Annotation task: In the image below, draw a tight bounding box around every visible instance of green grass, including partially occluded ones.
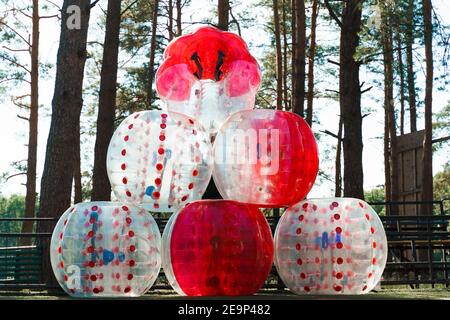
[0,287,449,300]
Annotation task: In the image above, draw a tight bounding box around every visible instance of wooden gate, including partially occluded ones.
[396,130,425,216]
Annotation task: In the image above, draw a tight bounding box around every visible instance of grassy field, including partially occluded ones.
[0,287,449,300]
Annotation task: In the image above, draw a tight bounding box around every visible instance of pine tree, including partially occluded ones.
[38,0,93,284]
[324,0,365,199]
[91,0,122,201]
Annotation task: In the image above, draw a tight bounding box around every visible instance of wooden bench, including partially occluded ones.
[0,246,42,284]
[380,215,450,287]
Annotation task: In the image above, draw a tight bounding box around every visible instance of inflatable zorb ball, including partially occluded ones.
[213,109,319,207]
[162,200,274,296]
[156,26,261,135]
[274,198,387,295]
[107,110,213,212]
[50,202,161,297]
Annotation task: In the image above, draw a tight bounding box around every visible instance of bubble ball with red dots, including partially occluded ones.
[107,110,213,212]
[50,202,161,298]
[274,198,387,295]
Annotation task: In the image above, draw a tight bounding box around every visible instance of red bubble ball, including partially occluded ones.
[213,110,319,207]
[162,200,274,296]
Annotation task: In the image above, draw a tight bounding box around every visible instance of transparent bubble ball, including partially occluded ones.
[274,198,387,295]
[107,110,213,212]
[50,202,161,297]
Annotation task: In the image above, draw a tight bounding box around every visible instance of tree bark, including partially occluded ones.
[335,116,343,197]
[421,0,433,215]
[74,121,82,203]
[168,0,174,40]
[396,29,406,136]
[38,0,92,285]
[290,0,296,112]
[406,0,417,133]
[306,0,319,127]
[273,0,283,110]
[292,0,306,117]
[218,0,229,31]
[384,96,391,213]
[176,0,182,36]
[147,0,159,107]
[381,2,399,214]
[21,0,40,246]
[91,0,122,201]
[339,0,364,199]
[281,0,289,111]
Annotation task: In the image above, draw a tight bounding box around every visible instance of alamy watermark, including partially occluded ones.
[66,5,81,30]
[214,128,280,175]
[65,265,81,290]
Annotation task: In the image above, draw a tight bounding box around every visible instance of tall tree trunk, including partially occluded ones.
[396,30,406,136]
[384,96,391,214]
[21,0,40,246]
[306,0,319,127]
[335,116,343,197]
[281,0,289,111]
[218,0,229,31]
[74,121,82,203]
[168,0,174,40]
[176,0,182,36]
[421,0,433,215]
[406,0,417,133]
[381,3,399,214]
[147,0,159,107]
[273,0,283,110]
[38,0,92,285]
[91,0,122,201]
[291,0,296,113]
[339,0,364,199]
[292,0,306,117]
[273,0,283,216]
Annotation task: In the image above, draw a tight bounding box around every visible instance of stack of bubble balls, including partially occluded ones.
[51,25,387,298]
[156,26,277,296]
